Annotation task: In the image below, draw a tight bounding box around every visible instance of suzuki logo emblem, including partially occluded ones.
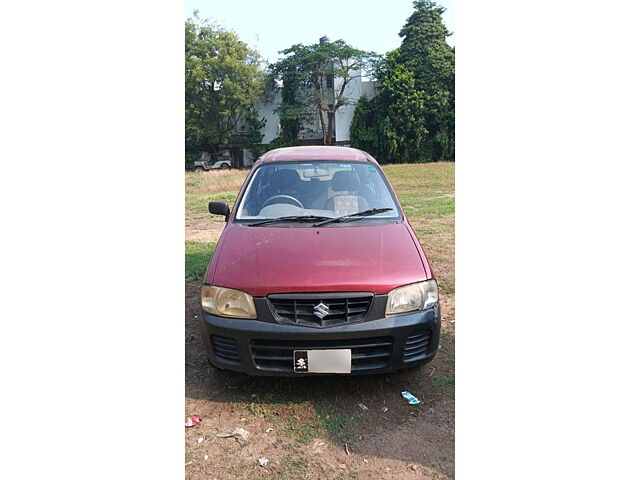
[313,302,330,319]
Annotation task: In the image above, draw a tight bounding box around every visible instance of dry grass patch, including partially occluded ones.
[383,162,454,192]
[186,169,248,195]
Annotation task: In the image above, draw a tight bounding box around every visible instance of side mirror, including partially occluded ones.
[209,201,230,221]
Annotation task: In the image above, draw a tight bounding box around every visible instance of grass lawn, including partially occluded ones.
[185,241,217,278]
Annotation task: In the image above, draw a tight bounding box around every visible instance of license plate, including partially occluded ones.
[293,349,351,373]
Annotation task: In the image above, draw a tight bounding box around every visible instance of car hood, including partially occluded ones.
[207,222,429,296]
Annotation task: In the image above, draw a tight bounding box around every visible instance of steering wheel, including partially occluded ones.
[261,195,304,209]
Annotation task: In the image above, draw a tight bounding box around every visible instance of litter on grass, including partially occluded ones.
[381,407,388,413]
[197,437,204,444]
[358,403,368,410]
[216,428,249,444]
[258,458,269,467]
[265,428,274,433]
[401,391,421,405]
[185,416,202,427]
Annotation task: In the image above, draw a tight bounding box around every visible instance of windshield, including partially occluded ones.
[235,161,401,224]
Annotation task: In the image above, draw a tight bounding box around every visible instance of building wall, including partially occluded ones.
[255,91,281,144]
[360,80,379,100]
[334,72,364,143]
[251,67,378,146]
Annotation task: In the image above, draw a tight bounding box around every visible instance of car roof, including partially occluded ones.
[256,146,378,165]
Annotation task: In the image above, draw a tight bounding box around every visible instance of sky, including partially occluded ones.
[185,0,455,66]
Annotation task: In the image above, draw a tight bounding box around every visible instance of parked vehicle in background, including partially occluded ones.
[199,146,440,376]
[193,158,232,171]
[193,159,213,171]
[211,159,231,170]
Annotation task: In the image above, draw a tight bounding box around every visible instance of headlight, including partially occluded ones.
[385,280,438,316]
[201,285,257,319]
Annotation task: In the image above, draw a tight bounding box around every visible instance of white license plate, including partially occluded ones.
[293,349,351,373]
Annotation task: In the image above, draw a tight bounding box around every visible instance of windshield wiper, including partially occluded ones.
[313,208,393,227]
[246,215,332,227]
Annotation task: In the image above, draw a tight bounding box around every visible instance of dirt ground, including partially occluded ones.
[185,211,226,242]
[185,290,455,480]
[185,166,454,479]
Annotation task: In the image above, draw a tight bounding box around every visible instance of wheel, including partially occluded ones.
[220,163,230,169]
[261,195,304,209]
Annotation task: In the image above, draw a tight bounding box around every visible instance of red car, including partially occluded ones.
[200,146,440,375]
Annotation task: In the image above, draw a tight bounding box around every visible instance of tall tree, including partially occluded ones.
[270,40,378,145]
[351,0,454,162]
[185,13,263,157]
[397,0,455,161]
[382,58,431,161]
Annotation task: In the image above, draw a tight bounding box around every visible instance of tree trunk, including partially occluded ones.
[318,110,326,144]
[324,112,335,145]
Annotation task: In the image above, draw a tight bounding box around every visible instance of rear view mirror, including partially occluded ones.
[209,201,230,221]
[302,167,330,178]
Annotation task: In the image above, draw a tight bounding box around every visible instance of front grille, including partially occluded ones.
[267,292,373,328]
[250,336,393,373]
[211,335,241,365]
[403,332,431,363]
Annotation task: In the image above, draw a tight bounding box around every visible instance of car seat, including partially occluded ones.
[324,170,369,215]
[270,169,301,196]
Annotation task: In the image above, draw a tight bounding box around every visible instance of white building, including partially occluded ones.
[256,74,378,146]
[226,37,379,164]
[254,90,282,146]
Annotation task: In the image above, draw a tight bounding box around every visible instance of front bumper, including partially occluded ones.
[199,299,440,376]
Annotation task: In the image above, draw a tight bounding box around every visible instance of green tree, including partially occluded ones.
[397,0,455,161]
[351,0,454,162]
[266,52,310,149]
[350,96,381,157]
[185,13,264,157]
[237,107,267,160]
[270,40,378,145]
